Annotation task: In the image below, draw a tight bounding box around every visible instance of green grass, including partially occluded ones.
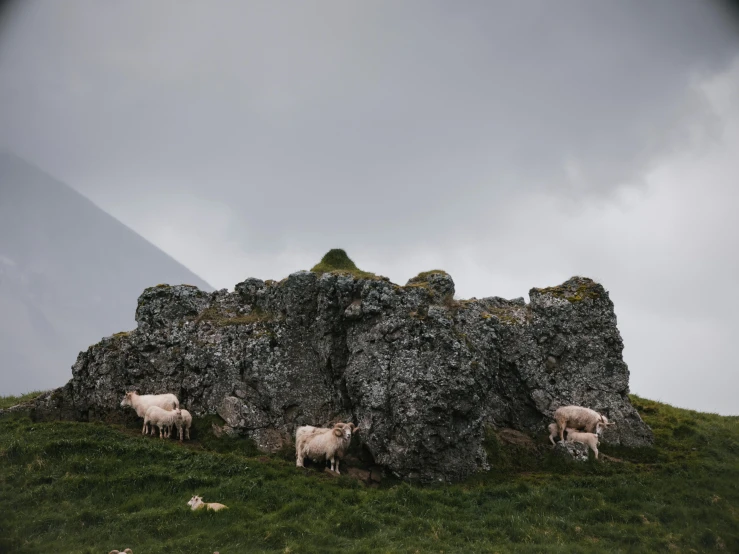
[0,391,46,410]
[310,249,382,280]
[0,395,737,553]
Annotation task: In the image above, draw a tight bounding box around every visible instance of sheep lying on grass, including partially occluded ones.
[120,391,179,434]
[554,405,615,443]
[143,406,182,439]
[175,408,192,441]
[295,422,360,474]
[187,495,228,512]
[565,427,600,459]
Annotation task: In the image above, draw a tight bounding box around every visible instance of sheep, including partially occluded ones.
[548,422,559,446]
[187,495,228,512]
[120,391,180,434]
[108,550,132,554]
[295,422,360,474]
[143,406,182,439]
[565,427,600,459]
[553,405,615,443]
[175,408,192,441]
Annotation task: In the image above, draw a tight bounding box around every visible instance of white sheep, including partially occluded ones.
[144,406,182,439]
[295,422,360,474]
[108,550,132,554]
[553,405,615,443]
[175,408,192,441]
[120,391,180,435]
[548,422,559,445]
[187,495,228,512]
[565,427,600,459]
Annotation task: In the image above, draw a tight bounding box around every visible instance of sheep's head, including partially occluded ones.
[596,416,616,435]
[120,392,134,408]
[187,495,203,510]
[332,422,357,440]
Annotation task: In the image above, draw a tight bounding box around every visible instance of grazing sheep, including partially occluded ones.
[565,427,600,459]
[120,391,180,434]
[144,406,181,439]
[187,495,227,512]
[295,422,360,474]
[175,408,192,441]
[553,405,615,443]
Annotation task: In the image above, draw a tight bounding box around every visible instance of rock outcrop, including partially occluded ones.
[34,259,653,482]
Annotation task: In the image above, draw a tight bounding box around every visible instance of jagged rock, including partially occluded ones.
[554,440,591,462]
[33,269,652,483]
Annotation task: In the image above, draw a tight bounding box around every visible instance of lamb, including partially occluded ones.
[548,422,559,445]
[175,408,192,441]
[553,405,615,443]
[187,495,228,512]
[295,422,360,474]
[565,427,600,459]
[143,406,182,439]
[120,391,180,434]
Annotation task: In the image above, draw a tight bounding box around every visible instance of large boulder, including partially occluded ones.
[34,268,652,482]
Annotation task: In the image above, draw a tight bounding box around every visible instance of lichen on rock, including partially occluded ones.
[34,251,653,482]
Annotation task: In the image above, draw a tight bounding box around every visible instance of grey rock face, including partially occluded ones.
[553,440,591,462]
[34,273,652,482]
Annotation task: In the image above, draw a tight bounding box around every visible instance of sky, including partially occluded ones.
[0,0,738,415]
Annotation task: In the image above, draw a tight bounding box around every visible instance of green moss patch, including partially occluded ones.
[534,277,603,303]
[310,249,382,280]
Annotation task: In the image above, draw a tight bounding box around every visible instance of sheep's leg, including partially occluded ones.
[593,445,599,460]
[186,427,190,440]
[296,454,304,468]
[142,419,148,435]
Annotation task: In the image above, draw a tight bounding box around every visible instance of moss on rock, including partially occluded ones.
[533,277,603,303]
[310,249,382,280]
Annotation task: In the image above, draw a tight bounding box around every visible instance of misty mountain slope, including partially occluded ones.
[0,152,212,394]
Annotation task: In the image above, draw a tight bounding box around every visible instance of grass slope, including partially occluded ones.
[0,396,737,553]
[0,391,45,410]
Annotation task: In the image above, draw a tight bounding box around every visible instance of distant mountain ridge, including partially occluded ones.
[0,152,212,394]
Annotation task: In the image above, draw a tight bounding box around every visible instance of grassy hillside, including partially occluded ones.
[0,395,737,553]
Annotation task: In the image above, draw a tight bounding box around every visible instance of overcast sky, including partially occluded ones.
[1,1,738,415]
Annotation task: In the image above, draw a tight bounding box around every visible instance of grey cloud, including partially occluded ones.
[1,1,738,412]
